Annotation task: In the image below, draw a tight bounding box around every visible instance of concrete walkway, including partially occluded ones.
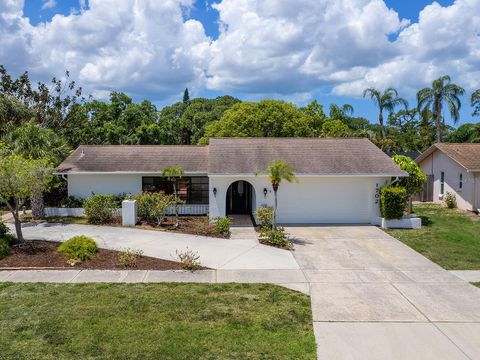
[6,222,298,270]
[450,270,480,283]
[286,225,480,360]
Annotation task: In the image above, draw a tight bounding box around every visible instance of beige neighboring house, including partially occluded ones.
[416,143,480,212]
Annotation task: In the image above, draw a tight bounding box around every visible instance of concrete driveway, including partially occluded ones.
[286,225,480,360]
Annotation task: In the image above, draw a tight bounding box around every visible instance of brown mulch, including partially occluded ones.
[0,241,184,270]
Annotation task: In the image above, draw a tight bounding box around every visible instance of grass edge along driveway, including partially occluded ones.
[0,282,316,360]
[387,204,480,270]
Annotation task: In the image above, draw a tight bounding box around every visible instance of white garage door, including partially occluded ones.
[275,177,373,224]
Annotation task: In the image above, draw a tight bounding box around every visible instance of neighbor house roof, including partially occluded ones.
[56,145,209,174]
[56,138,406,176]
[207,138,406,175]
[416,143,480,171]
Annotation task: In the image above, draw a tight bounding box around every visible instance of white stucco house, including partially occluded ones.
[416,143,480,212]
[56,138,406,224]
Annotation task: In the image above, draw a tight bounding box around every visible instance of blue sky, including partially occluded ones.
[11,0,479,125]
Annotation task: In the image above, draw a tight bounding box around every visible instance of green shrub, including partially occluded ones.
[255,206,274,229]
[212,217,232,236]
[0,221,8,237]
[444,192,457,209]
[380,187,407,220]
[83,194,117,224]
[0,238,10,260]
[260,228,292,249]
[58,236,97,261]
[59,196,84,208]
[2,234,18,246]
[117,248,144,268]
[131,192,175,225]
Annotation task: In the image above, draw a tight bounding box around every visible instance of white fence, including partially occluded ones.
[45,204,208,218]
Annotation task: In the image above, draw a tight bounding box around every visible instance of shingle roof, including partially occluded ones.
[416,143,480,171]
[207,138,406,175]
[56,138,405,176]
[56,145,209,173]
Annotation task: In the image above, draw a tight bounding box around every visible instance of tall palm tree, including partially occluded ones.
[472,89,480,118]
[363,88,408,139]
[417,75,465,143]
[329,103,354,121]
[162,166,184,228]
[264,160,296,229]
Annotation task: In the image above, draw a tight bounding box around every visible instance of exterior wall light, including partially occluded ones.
[263,188,268,198]
[213,188,217,197]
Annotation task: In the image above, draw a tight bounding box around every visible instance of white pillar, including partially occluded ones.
[122,200,137,227]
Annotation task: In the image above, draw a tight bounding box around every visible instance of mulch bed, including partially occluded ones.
[0,241,184,270]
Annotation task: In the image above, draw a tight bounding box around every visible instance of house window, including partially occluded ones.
[459,173,463,190]
[440,172,445,195]
[142,176,209,204]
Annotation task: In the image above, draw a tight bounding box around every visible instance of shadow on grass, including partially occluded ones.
[419,215,432,226]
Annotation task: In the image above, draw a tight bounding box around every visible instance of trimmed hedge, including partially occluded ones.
[380,187,407,220]
[58,236,98,261]
[83,194,117,224]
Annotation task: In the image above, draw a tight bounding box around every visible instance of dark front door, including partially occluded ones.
[227,181,252,215]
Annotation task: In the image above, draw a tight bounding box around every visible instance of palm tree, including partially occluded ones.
[363,88,408,139]
[417,75,465,143]
[264,160,296,229]
[162,166,184,228]
[329,104,354,121]
[472,89,480,118]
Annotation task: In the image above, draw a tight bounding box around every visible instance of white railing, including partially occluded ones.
[45,204,208,218]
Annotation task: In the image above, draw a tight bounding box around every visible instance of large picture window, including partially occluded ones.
[142,176,209,204]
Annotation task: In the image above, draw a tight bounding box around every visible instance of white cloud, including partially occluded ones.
[41,0,56,10]
[0,0,478,102]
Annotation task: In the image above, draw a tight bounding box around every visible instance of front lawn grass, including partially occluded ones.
[473,282,480,288]
[387,204,480,270]
[0,282,316,359]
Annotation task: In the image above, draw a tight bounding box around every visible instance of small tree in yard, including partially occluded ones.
[0,154,53,243]
[262,160,296,229]
[392,155,427,213]
[162,166,184,228]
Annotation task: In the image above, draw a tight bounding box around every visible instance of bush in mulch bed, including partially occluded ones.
[137,216,229,239]
[0,241,185,270]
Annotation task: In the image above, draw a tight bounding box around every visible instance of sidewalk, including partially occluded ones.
[0,269,309,294]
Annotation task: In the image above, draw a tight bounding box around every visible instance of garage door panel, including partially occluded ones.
[276,179,371,224]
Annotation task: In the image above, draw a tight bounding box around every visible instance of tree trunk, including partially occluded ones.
[408,196,413,214]
[435,100,442,143]
[273,187,278,230]
[31,189,45,220]
[379,112,386,139]
[12,208,24,243]
[173,180,179,228]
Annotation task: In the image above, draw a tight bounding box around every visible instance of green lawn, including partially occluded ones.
[473,283,480,288]
[387,204,480,270]
[0,282,316,359]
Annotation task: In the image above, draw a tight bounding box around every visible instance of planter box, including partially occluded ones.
[375,216,422,229]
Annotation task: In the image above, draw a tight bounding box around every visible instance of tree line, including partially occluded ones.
[1,65,480,166]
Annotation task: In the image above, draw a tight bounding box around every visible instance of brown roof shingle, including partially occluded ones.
[416,143,480,170]
[207,138,405,175]
[56,138,405,176]
[57,145,209,173]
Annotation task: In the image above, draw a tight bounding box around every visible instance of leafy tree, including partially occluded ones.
[162,166,185,228]
[301,100,328,135]
[387,108,436,151]
[329,103,354,121]
[392,155,427,213]
[472,89,480,118]
[446,123,480,143]
[0,155,53,242]
[321,120,351,138]
[363,87,408,139]
[417,75,465,143]
[201,100,317,143]
[262,160,296,229]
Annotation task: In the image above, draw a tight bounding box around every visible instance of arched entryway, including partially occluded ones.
[226,180,255,215]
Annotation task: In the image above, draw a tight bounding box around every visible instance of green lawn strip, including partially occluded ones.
[387,204,480,270]
[472,282,480,288]
[0,282,316,360]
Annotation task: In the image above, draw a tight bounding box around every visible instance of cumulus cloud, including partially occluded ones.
[0,0,211,99]
[41,0,56,10]
[0,0,478,101]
